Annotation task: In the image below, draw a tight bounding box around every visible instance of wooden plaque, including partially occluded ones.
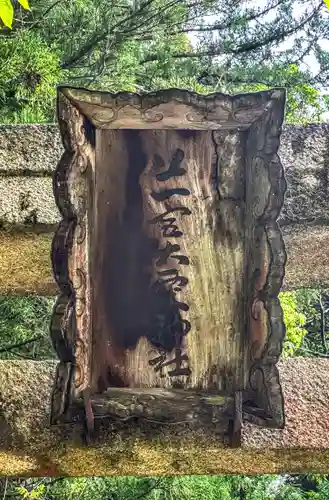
[50,87,287,443]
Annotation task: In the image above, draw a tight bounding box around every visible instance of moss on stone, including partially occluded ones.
[0,232,57,295]
[1,361,329,476]
[1,445,329,476]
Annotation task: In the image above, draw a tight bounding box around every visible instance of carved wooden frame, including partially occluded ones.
[50,86,287,432]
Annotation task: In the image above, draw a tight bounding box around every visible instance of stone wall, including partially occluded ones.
[280,124,329,225]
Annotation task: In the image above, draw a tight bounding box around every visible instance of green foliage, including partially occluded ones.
[198,62,328,124]
[279,289,329,358]
[0,475,319,500]
[3,475,329,500]
[16,484,45,500]
[293,289,329,356]
[0,296,55,360]
[279,291,307,357]
[285,474,329,499]
[0,30,62,123]
[1,0,329,124]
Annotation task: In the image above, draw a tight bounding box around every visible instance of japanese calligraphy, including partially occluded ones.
[148,148,192,378]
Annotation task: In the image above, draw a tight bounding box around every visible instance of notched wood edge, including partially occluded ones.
[50,89,93,426]
[243,89,287,429]
[59,85,286,130]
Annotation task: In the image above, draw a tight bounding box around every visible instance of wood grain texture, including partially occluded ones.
[91,129,246,397]
[48,87,287,439]
[50,91,95,425]
[243,92,287,429]
[71,388,235,436]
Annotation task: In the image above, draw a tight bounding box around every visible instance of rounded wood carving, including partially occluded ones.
[50,87,287,432]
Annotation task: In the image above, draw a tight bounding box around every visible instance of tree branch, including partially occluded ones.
[60,0,158,69]
[169,0,287,34]
[0,335,43,354]
[25,0,63,31]
[140,2,323,64]
[197,73,279,87]
[296,347,329,358]
[120,0,287,43]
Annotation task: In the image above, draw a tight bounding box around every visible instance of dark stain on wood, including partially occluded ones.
[91,128,248,395]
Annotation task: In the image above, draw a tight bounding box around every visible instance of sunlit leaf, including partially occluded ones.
[18,0,30,10]
[279,291,308,357]
[15,487,29,499]
[324,0,329,9]
[0,0,14,28]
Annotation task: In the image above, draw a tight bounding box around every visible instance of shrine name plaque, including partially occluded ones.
[50,87,287,444]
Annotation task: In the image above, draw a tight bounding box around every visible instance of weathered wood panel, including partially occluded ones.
[0,89,288,440]
[92,129,246,396]
[48,87,287,440]
[243,102,287,427]
[50,93,95,423]
[61,86,277,130]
